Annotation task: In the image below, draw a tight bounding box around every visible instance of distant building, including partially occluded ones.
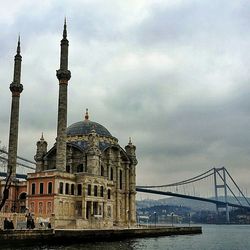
[1,21,138,229]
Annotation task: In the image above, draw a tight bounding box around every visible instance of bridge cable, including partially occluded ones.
[224,168,250,207]
[215,169,243,207]
[0,149,36,165]
[0,156,35,170]
[137,168,214,188]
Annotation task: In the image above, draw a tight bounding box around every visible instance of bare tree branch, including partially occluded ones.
[0,141,13,211]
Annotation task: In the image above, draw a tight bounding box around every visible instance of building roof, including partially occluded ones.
[66,120,113,137]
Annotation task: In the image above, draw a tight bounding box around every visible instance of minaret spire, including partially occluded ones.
[85,108,89,120]
[40,132,44,141]
[7,36,23,180]
[56,20,71,172]
[63,17,67,39]
[17,35,20,55]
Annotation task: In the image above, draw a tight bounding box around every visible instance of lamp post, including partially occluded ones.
[171,212,174,227]
[126,210,130,228]
[136,212,140,227]
[154,211,157,228]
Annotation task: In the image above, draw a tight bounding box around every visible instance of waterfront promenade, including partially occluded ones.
[0,226,202,247]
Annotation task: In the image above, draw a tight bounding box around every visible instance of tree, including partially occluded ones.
[0,141,12,211]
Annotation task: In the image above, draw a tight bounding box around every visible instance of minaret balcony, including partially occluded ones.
[9,82,23,93]
[56,69,71,81]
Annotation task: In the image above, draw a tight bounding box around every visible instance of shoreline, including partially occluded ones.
[0,226,202,247]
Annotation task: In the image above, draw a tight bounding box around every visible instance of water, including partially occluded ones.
[4,225,250,250]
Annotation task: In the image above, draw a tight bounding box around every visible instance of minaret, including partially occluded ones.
[7,36,23,180]
[56,19,71,171]
[34,133,48,172]
[125,138,138,225]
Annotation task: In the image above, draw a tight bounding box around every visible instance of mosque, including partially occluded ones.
[1,21,138,229]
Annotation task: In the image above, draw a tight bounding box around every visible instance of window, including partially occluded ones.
[77,164,83,172]
[85,155,88,172]
[119,170,123,190]
[100,186,104,197]
[94,185,98,196]
[19,193,26,200]
[101,165,104,176]
[66,165,70,173]
[107,206,111,217]
[38,202,43,214]
[40,183,44,194]
[87,184,91,196]
[47,202,52,214]
[59,201,63,216]
[31,183,36,195]
[65,183,69,194]
[93,202,98,215]
[110,168,113,181]
[108,189,111,199]
[71,184,75,195]
[48,182,52,194]
[77,184,82,196]
[30,202,35,213]
[59,182,64,194]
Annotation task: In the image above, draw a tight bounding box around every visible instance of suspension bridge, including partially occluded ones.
[1,149,250,223]
[136,167,250,223]
[0,149,35,179]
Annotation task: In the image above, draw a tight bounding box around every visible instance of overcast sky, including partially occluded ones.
[1,0,250,197]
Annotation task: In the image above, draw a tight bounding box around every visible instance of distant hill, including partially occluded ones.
[136,196,250,211]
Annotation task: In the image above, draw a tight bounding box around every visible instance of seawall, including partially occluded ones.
[0,226,202,247]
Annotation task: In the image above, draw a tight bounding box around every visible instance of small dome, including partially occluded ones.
[67,120,112,137]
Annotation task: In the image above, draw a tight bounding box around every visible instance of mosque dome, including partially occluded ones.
[66,109,113,137]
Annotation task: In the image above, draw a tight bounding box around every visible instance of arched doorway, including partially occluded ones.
[19,192,27,213]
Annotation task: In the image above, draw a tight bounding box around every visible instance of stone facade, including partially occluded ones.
[25,22,138,229]
[28,115,137,229]
[2,22,137,229]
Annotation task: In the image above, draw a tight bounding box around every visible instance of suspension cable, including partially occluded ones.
[137,168,214,188]
[0,149,36,165]
[224,168,250,206]
[0,156,35,170]
[215,169,243,207]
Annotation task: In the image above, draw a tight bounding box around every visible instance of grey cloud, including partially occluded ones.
[1,1,250,194]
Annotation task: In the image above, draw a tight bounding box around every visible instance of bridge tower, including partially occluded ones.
[214,167,230,223]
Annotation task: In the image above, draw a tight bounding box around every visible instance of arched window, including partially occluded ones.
[108,189,111,199]
[48,182,53,194]
[101,165,104,176]
[119,170,122,190]
[19,192,26,200]
[77,184,82,196]
[66,165,71,173]
[94,185,98,196]
[71,184,75,195]
[39,202,43,214]
[77,164,83,172]
[40,183,44,194]
[100,186,104,197]
[31,183,36,195]
[110,168,113,181]
[59,182,64,194]
[65,183,69,194]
